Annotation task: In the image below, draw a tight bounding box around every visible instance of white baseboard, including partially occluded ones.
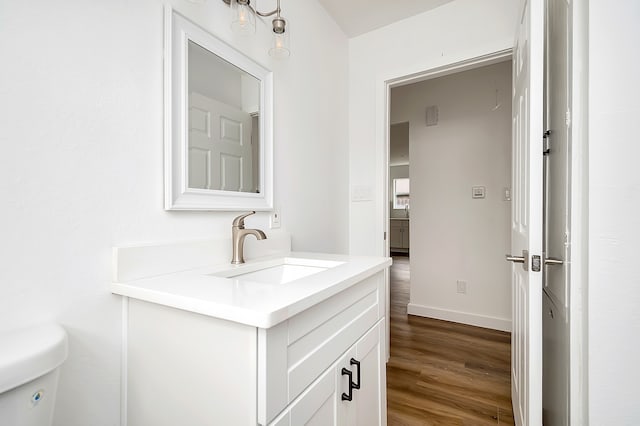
[407,303,512,332]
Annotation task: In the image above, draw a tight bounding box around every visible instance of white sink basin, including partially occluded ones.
[211,257,344,285]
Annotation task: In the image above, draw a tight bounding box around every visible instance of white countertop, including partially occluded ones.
[111,252,391,329]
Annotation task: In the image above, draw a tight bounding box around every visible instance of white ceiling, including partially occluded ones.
[317,0,456,37]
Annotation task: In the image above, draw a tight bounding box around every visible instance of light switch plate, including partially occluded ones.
[503,187,512,201]
[351,185,373,202]
[472,186,486,199]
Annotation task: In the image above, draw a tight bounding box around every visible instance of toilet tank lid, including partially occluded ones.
[0,323,68,393]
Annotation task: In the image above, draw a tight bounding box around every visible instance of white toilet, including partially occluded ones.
[0,324,68,426]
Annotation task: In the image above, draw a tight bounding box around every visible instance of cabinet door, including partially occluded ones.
[389,223,403,248]
[403,223,410,249]
[338,320,386,425]
[355,319,386,425]
[272,360,340,426]
[272,320,386,426]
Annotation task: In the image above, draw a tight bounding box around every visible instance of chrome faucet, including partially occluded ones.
[231,211,267,264]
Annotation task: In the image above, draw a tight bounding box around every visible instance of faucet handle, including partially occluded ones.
[232,211,256,228]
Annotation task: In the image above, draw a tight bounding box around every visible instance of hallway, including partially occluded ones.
[387,257,514,425]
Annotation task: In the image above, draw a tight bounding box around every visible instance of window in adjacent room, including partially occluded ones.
[393,178,410,209]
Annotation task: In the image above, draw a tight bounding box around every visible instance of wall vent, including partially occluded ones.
[426,105,438,126]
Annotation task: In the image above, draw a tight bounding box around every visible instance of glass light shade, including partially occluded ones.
[231,0,256,35]
[269,22,290,59]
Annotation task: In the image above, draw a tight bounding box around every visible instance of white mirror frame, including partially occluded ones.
[164,7,273,211]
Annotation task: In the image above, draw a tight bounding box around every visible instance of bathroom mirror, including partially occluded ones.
[165,8,273,210]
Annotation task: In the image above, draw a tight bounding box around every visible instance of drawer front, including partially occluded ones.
[258,271,385,425]
[288,289,379,399]
[390,221,405,230]
[287,272,383,401]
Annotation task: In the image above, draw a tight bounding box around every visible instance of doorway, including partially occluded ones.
[386,57,513,332]
[384,54,515,424]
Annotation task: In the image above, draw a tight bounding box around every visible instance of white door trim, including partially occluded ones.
[568,1,589,424]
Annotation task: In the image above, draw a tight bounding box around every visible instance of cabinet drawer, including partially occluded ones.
[390,221,404,231]
[258,271,385,425]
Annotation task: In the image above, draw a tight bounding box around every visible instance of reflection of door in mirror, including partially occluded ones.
[251,114,260,193]
[189,93,253,191]
[187,40,260,193]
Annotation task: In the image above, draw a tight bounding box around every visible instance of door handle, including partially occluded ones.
[341,368,353,401]
[506,255,525,263]
[350,358,361,390]
[544,258,564,266]
[505,249,529,271]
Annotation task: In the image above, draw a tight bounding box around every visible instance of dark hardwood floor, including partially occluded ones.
[387,256,514,425]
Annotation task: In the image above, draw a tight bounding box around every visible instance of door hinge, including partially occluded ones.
[383,231,387,241]
[543,130,551,155]
[565,108,572,128]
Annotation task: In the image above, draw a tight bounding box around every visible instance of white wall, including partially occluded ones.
[0,0,348,424]
[189,41,244,108]
[587,1,640,423]
[391,61,512,330]
[348,0,518,257]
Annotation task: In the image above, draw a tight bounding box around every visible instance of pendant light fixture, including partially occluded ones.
[222,0,290,59]
[230,0,256,35]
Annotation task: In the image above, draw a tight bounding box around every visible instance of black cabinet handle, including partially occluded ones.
[341,368,353,401]
[350,358,361,390]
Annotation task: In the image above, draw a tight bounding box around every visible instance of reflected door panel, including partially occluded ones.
[189,92,253,192]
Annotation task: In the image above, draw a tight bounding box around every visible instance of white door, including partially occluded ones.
[509,0,544,424]
[188,92,253,192]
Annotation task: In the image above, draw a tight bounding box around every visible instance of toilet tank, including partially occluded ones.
[0,324,68,426]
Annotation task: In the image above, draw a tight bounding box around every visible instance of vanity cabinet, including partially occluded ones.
[124,271,386,426]
[269,320,385,426]
[390,219,410,252]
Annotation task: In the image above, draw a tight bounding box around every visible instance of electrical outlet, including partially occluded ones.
[456,280,467,294]
[270,210,281,229]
